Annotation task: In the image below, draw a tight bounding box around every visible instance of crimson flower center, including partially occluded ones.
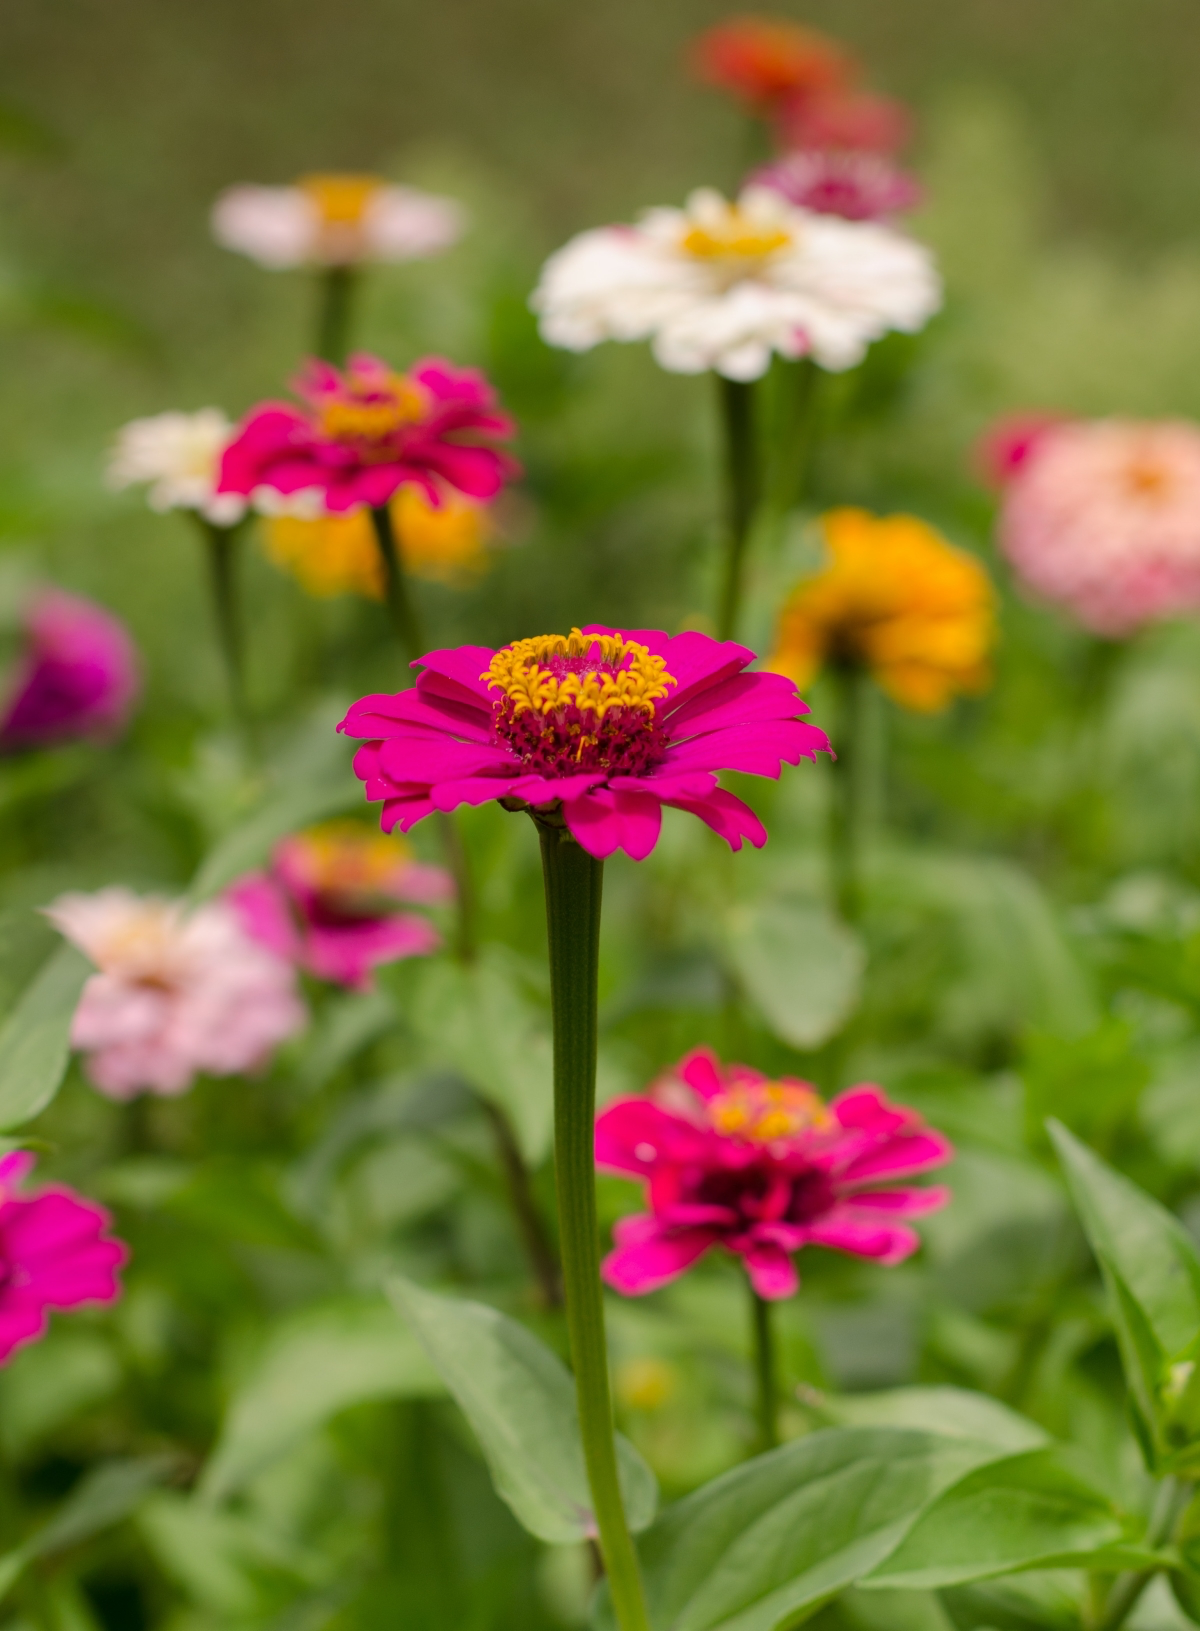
[483,629,677,778]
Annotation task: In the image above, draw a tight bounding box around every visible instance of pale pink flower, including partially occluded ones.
[998,418,1200,637]
[43,888,306,1100]
[0,1152,127,1363]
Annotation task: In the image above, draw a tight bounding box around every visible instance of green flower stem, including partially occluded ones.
[480,1097,562,1309]
[766,357,819,519]
[750,1286,779,1453]
[828,662,871,925]
[316,264,358,365]
[369,503,427,666]
[716,375,760,643]
[197,518,256,757]
[1092,1475,1191,1631]
[536,816,650,1631]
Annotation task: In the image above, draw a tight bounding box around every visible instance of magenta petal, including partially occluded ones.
[840,1131,955,1185]
[380,792,438,833]
[428,773,525,811]
[602,1220,717,1296]
[665,719,831,777]
[667,670,811,735]
[305,914,440,989]
[843,1185,951,1217]
[803,1212,922,1264]
[0,1297,48,1362]
[415,647,497,706]
[677,1047,726,1102]
[595,1098,705,1175]
[664,788,767,851]
[740,1241,799,1300]
[226,874,302,965]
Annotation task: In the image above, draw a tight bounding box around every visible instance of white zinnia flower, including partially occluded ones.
[211,173,465,270]
[107,409,245,525]
[531,186,941,382]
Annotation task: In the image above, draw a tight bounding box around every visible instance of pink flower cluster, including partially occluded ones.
[990,415,1200,637]
[0,589,139,753]
[217,353,518,515]
[0,1153,126,1364]
[597,1048,951,1300]
[45,888,306,1099]
[229,820,452,991]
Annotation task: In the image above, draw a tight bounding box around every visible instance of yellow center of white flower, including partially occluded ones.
[681,207,793,264]
[709,1080,831,1144]
[298,173,381,226]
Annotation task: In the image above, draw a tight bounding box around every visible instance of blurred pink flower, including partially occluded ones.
[228,819,450,991]
[43,888,306,1100]
[750,149,921,222]
[339,625,829,862]
[974,411,1066,487]
[596,1047,951,1299]
[775,87,912,155]
[216,353,519,515]
[0,590,139,752]
[998,418,1200,637]
[0,1151,127,1364]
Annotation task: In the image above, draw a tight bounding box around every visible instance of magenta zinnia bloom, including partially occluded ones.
[216,352,519,515]
[0,589,139,752]
[596,1048,951,1300]
[0,1152,127,1363]
[228,819,451,991]
[750,149,921,223]
[339,626,830,862]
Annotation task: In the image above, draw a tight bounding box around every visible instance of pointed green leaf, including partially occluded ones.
[808,1386,1048,1453]
[726,898,864,1049]
[0,943,91,1129]
[390,1277,657,1544]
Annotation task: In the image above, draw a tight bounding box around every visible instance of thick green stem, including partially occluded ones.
[316,264,357,365]
[1092,1475,1189,1631]
[716,376,760,643]
[369,503,426,666]
[767,357,819,518]
[480,1096,562,1309]
[198,518,256,756]
[536,817,650,1631]
[828,663,871,924]
[750,1287,779,1452]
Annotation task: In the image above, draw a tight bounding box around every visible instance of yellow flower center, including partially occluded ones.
[298,173,381,226]
[318,374,428,445]
[483,629,675,721]
[681,205,792,264]
[709,1080,832,1144]
[289,820,411,896]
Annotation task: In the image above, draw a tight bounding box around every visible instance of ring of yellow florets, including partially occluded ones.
[483,629,677,778]
[318,373,428,453]
[709,1080,833,1146]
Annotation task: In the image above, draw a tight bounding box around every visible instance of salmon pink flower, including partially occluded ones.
[998,418,1200,637]
[0,1152,127,1363]
[689,17,852,113]
[750,149,921,223]
[44,888,306,1100]
[217,353,518,516]
[228,819,451,991]
[339,626,829,861]
[0,589,139,753]
[597,1048,951,1299]
[211,173,464,270]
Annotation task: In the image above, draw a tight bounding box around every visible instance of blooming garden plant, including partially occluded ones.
[8,11,1200,1631]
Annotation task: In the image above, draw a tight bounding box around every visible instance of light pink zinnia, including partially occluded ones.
[0,589,139,752]
[43,888,307,1100]
[216,353,519,515]
[750,149,921,223]
[998,418,1200,637]
[228,819,450,991]
[338,626,830,862]
[0,1151,127,1363]
[596,1048,952,1300]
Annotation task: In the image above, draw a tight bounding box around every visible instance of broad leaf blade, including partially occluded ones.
[391,1278,657,1544]
[0,943,91,1129]
[862,1449,1134,1589]
[809,1386,1048,1452]
[200,1300,442,1503]
[725,899,864,1050]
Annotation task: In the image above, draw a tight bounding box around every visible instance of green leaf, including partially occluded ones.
[594,1427,1008,1631]
[807,1386,1048,1453]
[725,898,864,1049]
[187,779,359,903]
[199,1299,442,1503]
[139,1491,317,1619]
[862,1449,1135,1590]
[0,943,91,1130]
[409,953,553,1163]
[390,1277,657,1545]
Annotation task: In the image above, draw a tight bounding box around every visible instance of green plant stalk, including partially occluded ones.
[828,662,871,924]
[537,817,650,1631]
[316,264,357,365]
[1092,1475,1191,1631]
[767,356,819,518]
[750,1286,779,1452]
[480,1097,562,1309]
[716,375,760,643]
[197,518,256,756]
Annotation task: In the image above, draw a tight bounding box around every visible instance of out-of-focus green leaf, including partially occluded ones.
[1022,1022,1149,1150]
[806,1386,1048,1453]
[593,1427,1008,1631]
[861,1449,1140,1589]
[296,987,396,1093]
[0,1331,122,1458]
[391,1277,657,1544]
[200,1299,442,1503]
[166,1159,322,1252]
[725,898,864,1049]
[139,1491,318,1619]
[409,952,553,1162]
[187,779,359,903]
[0,943,91,1130]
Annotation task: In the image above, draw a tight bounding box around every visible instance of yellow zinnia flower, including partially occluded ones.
[768,507,995,712]
[262,487,492,600]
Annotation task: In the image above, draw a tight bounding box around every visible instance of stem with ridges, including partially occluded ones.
[716,375,759,643]
[316,264,357,365]
[536,816,650,1631]
[750,1286,779,1452]
[828,662,870,924]
[197,518,256,758]
[767,356,819,518]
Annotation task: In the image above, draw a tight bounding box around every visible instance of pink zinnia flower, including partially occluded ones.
[338,626,830,862]
[0,1151,127,1364]
[750,149,921,223]
[998,418,1200,637]
[597,1048,952,1300]
[0,589,139,752]
[216,353,519,516]
[44,888,307,1100]
[228,819,451,991]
